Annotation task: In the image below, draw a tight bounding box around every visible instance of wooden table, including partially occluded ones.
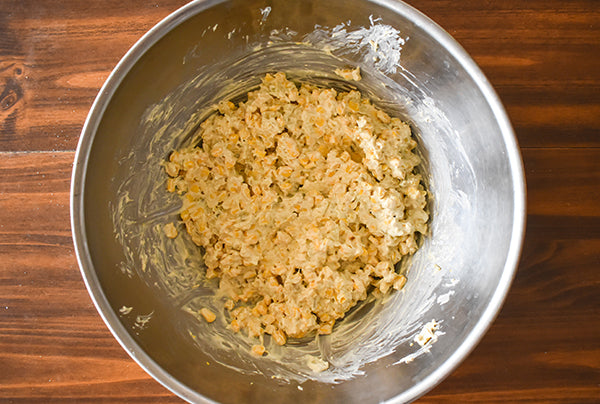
[1,1,598,402]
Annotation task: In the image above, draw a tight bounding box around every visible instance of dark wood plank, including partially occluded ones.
[524,147,600,218]
[414,0,600,148]
[424,239,600,403]
[0,152,178,403]
[1,0,599,151]
[0,0,188,152]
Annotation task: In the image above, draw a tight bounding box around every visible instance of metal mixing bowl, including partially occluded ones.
[71,0,526,402]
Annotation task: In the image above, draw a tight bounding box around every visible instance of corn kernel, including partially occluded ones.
[166,178,176,193]
[278,166,293,177]
[393,275,407,291]
[200,308,216,323]
[272,329,287,345]
[251,344,266,356]
[163,222,178,239]
[165,162,179,177]
[318,322,333,335]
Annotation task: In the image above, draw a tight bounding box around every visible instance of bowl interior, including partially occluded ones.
[73,0,524,402]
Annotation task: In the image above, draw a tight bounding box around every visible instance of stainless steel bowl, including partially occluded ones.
[71,0,526,402]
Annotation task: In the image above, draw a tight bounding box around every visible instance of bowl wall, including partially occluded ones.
[71,0,525,402]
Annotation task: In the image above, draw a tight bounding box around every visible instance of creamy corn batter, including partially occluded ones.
[165,72,428,349]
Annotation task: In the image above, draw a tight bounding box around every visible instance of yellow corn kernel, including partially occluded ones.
[272,329,287,346]
[230,319,240,332]
[318,322,333,335]
[393,275,407,291]
[407,186,420,199]
[252,302,267,317]
[166,178,176,193]
[251,344,266,356]
[165,162,179,177]
[163,222,178,239]
[199,167,210,178]
[190,184,200,193]
[200,308,216,323]
[278,166,293,177]
[246,232,259,244]
[184,160,195,169]
[348,100,359,111]
[211,146,223,158]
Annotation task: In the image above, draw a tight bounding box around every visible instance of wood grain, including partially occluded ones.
[416,0,600,149]
[0,0,188,152]
[1,0,599,403]
[1,0,599,152]
[0,152,179,402]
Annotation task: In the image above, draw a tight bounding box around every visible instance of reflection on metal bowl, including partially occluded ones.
[71,0,526,402]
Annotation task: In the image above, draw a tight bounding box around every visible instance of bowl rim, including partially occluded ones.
[70,0,527,403]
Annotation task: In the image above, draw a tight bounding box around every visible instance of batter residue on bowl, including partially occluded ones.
[164,72,428,353]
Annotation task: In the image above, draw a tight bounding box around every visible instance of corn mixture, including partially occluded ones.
[165,72,428,348]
